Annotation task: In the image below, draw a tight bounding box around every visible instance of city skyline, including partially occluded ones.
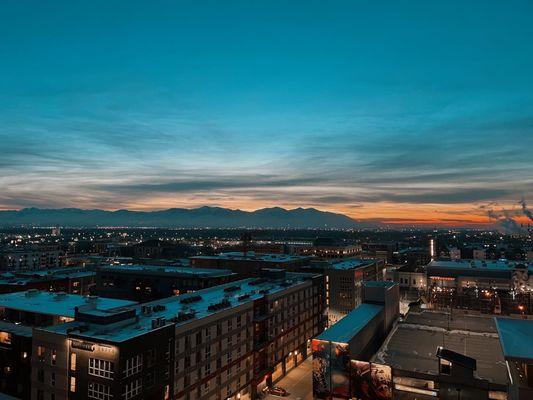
[1,1,533,227]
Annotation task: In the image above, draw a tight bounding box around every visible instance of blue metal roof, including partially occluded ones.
[495,318,533,362]
[317,303,383,343]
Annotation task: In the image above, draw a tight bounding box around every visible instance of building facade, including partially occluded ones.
[96,264,237,301]
[29,271,327,400]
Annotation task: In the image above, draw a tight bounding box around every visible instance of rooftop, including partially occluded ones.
[428,259,532,272]
[98,264,235,277]
[42,272,320,342]
[192,252,310,262]
[317,303,383,343]
[372,310,508,385]
[0,320,33,337]
[495,317,533,362]
[0,267,95,286]
[0,291,137,318]
[329,258,377,270]
[363,281,397,288]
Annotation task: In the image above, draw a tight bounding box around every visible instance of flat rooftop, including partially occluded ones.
[495,317,533,362]
[428,259,532,272]
[0,320,33,337]
[0,268,95,286]
[372,310,508,385]
[98,264,235,277]
[364,281,397,288]
[0,291,137,318]
[42,272,320,342]
[192,252,310,262]
[329,258,377,270]
[317,303,383,343]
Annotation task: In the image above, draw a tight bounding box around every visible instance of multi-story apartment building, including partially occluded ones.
[96,264,237,301]
[0,245,64,271]
[292,237,361,260]
[0,267,95,295]
[189,252,312,276]
[0,291,137,400]
[308,258,385,325]
[29,270,326,400]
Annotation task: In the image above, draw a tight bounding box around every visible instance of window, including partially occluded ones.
[146,348,156,367]
[0,331,12,345]
[123,378,142,400]
[144,371,155,388]
[70,377,76,392]
[440,359,452,375]
[36,390,44,400]
[37,346,45,361]
[37,369,44,383]
[88,382,112,400]
[51,372,56,386]
[124,355,142,377]
[70,353,77,371]
[51,350,57,365]
[89,358,114,379]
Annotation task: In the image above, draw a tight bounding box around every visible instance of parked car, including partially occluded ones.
[264,386,289,397]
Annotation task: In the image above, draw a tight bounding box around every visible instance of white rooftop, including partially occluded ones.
[0,291,137,318]
[44,272,318,342]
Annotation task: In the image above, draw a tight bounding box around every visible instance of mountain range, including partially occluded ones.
[0,206,366,229]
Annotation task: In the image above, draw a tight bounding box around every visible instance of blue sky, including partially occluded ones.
[1,1,532,225]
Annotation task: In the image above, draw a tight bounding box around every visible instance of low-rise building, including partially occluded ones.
[389,264,427,291]
[427,259,533,313]
[313,293,510,400]
[495,318,533,400]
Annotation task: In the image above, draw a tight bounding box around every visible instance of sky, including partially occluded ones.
[1,0,533,227]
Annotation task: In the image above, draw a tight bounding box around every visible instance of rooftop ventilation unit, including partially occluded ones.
[174,310,197,322]
[141,305,153,315]
[151,317,166,329]
[180,295,202,304]
[237,293,251,301]
[223,285,240,293]
[207,298,231,311]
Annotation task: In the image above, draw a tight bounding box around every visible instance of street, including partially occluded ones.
[264,357,313,400]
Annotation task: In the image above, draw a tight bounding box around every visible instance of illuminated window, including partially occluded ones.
[0,331,12,345]
[37,346,45,361]
[70,353,77,371]
[51,350,57,365]
[70,376,76,392]
[439,359,452,375]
